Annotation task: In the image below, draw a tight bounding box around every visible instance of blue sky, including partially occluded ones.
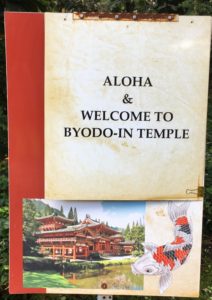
[40,199,146,229]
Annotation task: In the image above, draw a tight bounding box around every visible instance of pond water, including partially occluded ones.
[65,264,143,290]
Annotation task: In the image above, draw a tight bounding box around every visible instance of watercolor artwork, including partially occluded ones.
[132,202,192,293]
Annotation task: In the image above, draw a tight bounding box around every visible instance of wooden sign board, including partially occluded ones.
[5,12,210,297]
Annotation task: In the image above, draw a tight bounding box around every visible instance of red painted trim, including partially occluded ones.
[5,12,45,294]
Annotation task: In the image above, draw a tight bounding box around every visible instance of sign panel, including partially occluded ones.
[5,12,210,296]
[45,14,211,200]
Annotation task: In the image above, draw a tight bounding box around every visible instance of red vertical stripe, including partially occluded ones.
[5,12,45,294]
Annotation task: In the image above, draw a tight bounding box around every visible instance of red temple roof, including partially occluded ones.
[81,215,100,225]
[35,219,120,236]
[35,214,74,224]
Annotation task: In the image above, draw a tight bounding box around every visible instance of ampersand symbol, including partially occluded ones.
[122,94,133,104]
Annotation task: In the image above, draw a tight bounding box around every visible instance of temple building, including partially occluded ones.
[35,214,135,260]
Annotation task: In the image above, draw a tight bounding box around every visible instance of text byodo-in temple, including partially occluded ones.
[35,214,135,260]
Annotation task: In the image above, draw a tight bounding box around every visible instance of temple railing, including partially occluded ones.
[36,237,76,243]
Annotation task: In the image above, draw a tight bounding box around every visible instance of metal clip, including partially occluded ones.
[186,186,204,198]
[73,12,179,22]
[97,296,113,300]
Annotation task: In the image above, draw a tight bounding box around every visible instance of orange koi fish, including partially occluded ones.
[131,202,192,293]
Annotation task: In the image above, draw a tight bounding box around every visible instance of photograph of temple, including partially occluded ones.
[23,199,145,290]
[35,214,135,260]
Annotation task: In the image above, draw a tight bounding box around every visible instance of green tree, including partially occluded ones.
[180,0,212,15]
[44,204,50,216]
[50,206,54,214]
[23,200,39,256]
[125,221,145,251]
[130,224,145,251]
[124,223,131,240]
[68,206,74,219]
[74,207,78,224]
[60,204,65,217]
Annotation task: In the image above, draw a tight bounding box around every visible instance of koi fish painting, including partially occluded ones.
[131,202,192,294]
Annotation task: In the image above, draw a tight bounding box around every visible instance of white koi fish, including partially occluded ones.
[131,202,192,293]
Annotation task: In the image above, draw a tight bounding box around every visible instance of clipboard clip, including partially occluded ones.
[73,12,178,22]
[186,186,204,198]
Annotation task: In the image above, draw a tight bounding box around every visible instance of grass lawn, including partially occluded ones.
[23,271,76,288]
[67,257,137,270]
[100,257,137,266]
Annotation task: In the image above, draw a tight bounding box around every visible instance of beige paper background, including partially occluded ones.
[45,14,211,200]
[46,201,202,297]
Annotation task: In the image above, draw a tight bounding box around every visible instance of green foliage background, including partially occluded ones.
[0,0,211,299]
